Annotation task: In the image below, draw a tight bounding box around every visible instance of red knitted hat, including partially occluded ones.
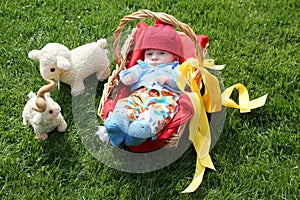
[140,20,183,58]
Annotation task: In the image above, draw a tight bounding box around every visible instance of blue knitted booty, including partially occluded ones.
[104,112,129,146]
[124,135,147,146]
[127,119,153,139]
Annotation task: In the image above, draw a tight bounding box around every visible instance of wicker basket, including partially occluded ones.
[97,9,206,149]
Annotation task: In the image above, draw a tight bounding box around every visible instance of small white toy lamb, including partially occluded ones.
[22,79,67,140]
[28,39,110,96]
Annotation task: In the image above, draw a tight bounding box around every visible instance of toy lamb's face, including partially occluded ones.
[40,62,65,80]
[28,43,72,80]
[44,96,61,120]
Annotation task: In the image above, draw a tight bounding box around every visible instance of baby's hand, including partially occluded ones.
[121,73,138,85]
[157,74,170,85]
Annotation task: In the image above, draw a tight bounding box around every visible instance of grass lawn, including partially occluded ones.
[1,0,299,199]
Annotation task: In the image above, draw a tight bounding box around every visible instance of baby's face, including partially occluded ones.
[144,49,177,66]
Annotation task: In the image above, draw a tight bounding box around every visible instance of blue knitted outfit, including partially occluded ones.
[104,60,181,146]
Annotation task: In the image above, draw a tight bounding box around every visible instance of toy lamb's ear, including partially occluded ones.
[97,39,107,48]
[44,92,51,98]
[32,113,42,124]
[28,50,41,60]
[28,91,36,99]
[56,55,71,70]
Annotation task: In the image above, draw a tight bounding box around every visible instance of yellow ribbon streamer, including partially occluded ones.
[221,83,268,113]
[176,58,218,193]
[181,92,215,193]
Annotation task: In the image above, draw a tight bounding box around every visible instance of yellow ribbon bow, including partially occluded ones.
[177,58,223,113]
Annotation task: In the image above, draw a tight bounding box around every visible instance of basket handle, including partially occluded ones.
[113,9,204,68]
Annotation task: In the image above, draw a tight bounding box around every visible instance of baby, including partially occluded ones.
[96,20,184,147]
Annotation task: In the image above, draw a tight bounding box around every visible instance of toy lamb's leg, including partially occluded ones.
[35,133,48,140]
[22,118,28,125]
[57,120,67,132]
[96,67,110,81]
[71,81,85,96]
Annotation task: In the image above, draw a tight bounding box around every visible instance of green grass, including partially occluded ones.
[1,0,299,199]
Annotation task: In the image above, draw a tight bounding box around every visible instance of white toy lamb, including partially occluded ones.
[22,79,67,140]
[28,39,110,96]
